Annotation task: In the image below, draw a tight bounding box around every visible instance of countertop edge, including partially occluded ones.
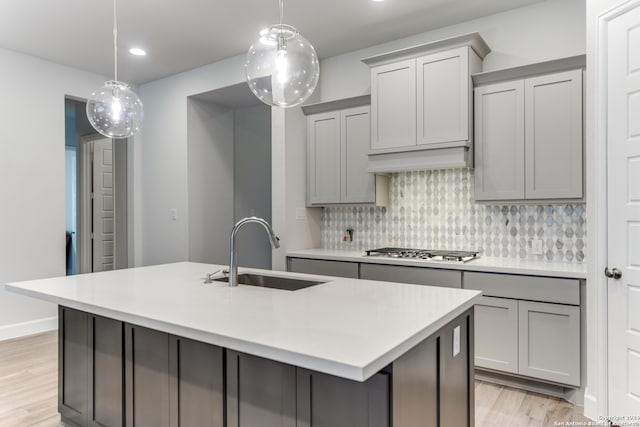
[286,250,587,279]
[5,280,481,382]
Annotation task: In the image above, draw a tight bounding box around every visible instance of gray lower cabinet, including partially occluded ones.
[89,315,124,427]
[474,296,518,374]
[125,324,171,427]
[59,307,89,426]
[125,326,225,427]
[360,263,462,288]
[170,336,224,427]
[287,257,359,278]
[60,306,474,427]
[296,369,389,427]
[226,350,297,427]
[518,301,580,386]
[59,307,224,427]
[465,272,581,387]
[59,307,124,427]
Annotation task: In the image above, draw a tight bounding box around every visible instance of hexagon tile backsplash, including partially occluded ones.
[321,168,586,263]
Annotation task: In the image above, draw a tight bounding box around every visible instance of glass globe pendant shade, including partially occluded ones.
[245,24,320,108]
[86,80,144,139]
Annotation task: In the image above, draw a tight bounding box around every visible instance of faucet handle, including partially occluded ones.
[222,268,229,277]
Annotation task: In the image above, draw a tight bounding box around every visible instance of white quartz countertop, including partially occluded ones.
[5,262,481,382]
[287,249,587,279]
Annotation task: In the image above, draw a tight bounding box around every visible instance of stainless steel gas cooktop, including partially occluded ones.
[365,247,480,263]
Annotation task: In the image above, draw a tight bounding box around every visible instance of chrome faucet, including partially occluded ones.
[228,216,280,287]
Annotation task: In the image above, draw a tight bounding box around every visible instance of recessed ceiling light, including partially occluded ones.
[372,0,385,2]
[129,48,147,56]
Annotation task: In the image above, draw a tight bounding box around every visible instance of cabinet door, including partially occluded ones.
[474,80,525,200]
[360,263,462,288]
[169,337,224,427]
[296,369,389,427]
[308,111,341,204]
[524,69,583,199]
[370,59,416,150]
[226,350,296,427]
[89,315,124,427]
[125,324,171,427]
[287,257,359,278]
[341,106,375,203]
[474,296,518,373]
[59,306,89,426]
[417,47,469,145]
[518,301,580,386]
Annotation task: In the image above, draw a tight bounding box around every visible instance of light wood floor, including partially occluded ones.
[0,331,592,427]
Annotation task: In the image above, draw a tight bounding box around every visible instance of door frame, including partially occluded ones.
[77,135,98,274]
[587,0,640,419]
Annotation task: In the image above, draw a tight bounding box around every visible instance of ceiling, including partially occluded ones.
[0,0,544,85]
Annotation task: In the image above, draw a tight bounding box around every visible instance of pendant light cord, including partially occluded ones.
[279,0,284,25]
[113,0,118,82]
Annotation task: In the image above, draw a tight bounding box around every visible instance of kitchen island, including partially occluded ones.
[6,262,481,427]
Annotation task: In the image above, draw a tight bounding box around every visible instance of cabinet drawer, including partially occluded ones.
[287,258,359,279]
[360,264,462,288]
[464,272,579,305]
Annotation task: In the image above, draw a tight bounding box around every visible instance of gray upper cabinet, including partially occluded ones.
[307,111,342,204]
[362,33,490,172]
[304,96,388,206]
[473,56,585,201]
[524,70,583,199]
[474,80,525,200]
[417,47,472,146]
[370,59,417,150]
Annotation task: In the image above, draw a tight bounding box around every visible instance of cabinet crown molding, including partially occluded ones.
[302,95,371,116]
[361,32,490,67]
[472,54,586,87]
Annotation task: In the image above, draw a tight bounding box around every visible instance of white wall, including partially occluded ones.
[137,54,321,269]
[319,0,585,102]
[186,99,235,264]
[136,56,247,266]
[234,105,272,269]
[0,47,107,339]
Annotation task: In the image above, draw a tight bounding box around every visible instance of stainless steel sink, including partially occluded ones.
[213,273,325,291]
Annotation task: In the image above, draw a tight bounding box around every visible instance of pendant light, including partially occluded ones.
[86,0,143,139]
[245,0,320,108]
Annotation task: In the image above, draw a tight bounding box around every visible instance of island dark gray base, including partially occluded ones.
[58,305,474,427]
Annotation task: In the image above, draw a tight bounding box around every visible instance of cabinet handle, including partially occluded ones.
[604,267,622,280]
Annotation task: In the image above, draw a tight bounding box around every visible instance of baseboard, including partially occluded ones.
[476,368,585,405]
[0,316,57,341]
[582,391,598,422]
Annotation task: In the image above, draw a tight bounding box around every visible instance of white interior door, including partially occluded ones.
[607,3,640,415]
[92,138,114,272]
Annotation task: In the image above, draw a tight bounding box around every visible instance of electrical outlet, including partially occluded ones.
[531,239,543,255]
[453,326,460,357]
[171,208,178,221]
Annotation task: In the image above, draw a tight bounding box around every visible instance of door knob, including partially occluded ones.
[604,267,622,280]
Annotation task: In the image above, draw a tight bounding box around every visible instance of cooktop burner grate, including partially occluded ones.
[365,247,480,262]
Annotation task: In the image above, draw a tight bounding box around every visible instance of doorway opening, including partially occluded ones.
[64,98,128,275]
[187,83,272,268]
